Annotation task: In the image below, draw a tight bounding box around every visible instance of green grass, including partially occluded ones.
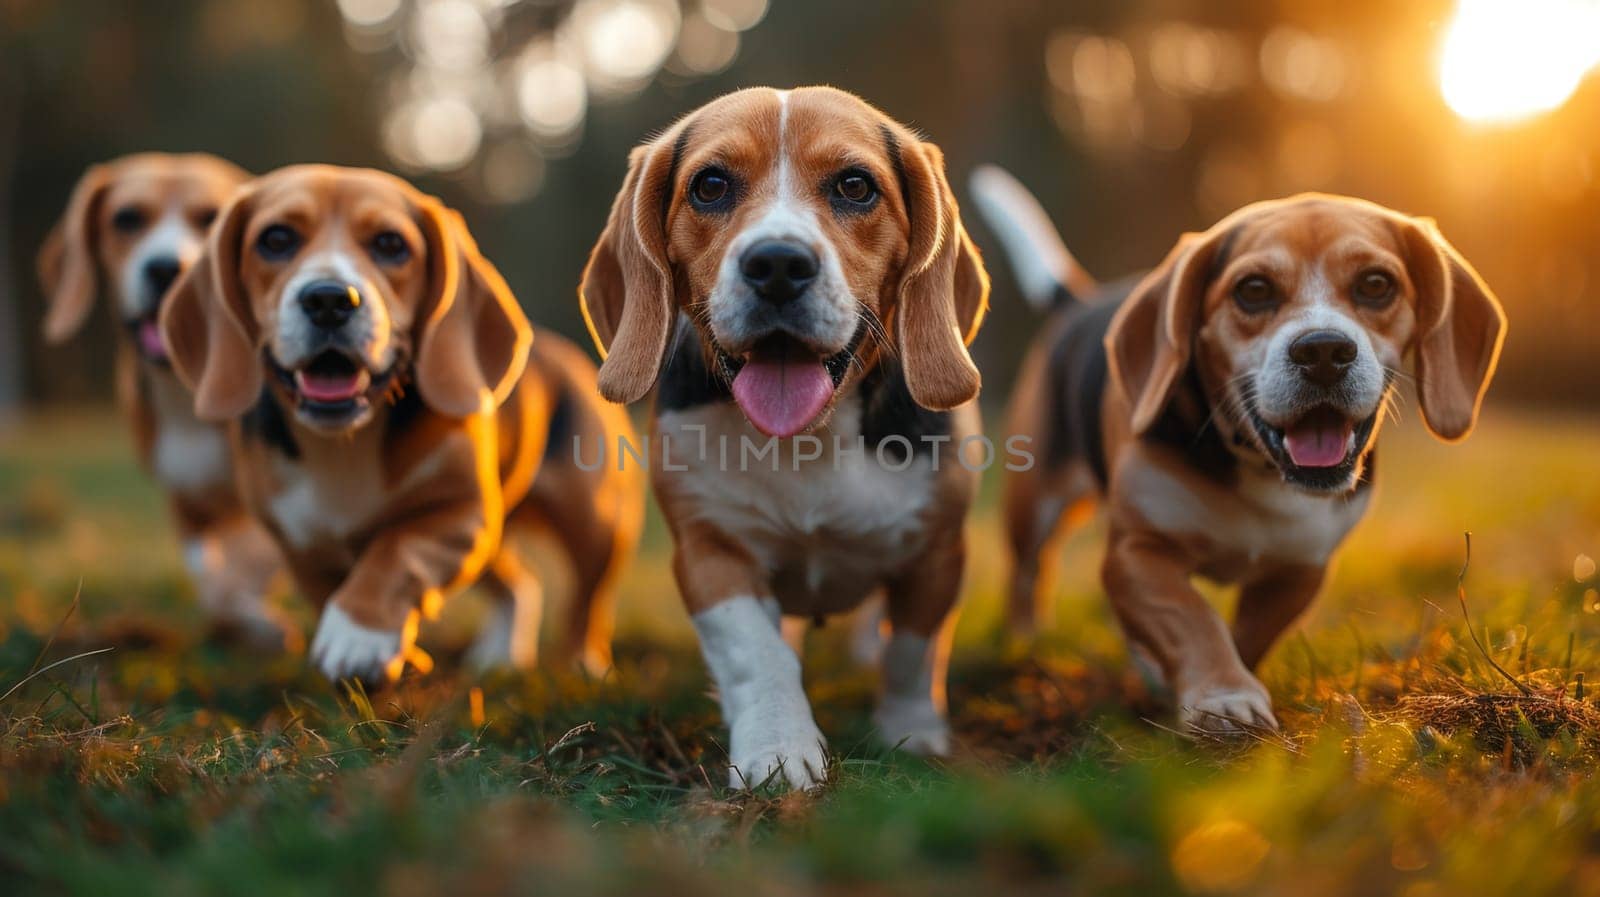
[3,404,1600,895]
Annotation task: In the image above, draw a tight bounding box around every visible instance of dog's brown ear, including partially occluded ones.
[1401,217,1507,442]
[38,164,113,343]
[161,187,262,420]
[893,140,990,410]
[415,201,533,418]
[1105,228,1228,435]
[578,133,682,404]
[159,186,264,421]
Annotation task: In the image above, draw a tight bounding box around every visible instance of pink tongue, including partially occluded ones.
[1284,418,1354,468]
[295,368,368,403]
[731,342,835,438]
[137,320,166,358]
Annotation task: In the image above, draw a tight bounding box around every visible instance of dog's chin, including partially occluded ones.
[1244,400,1380,494]
[271,349,388,434]
[714,331,858,438]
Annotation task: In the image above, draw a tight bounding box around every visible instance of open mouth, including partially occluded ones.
[125,314,168,363]
[1248,402,1379,490]
[275,349,377,421]
[720,334,855,438]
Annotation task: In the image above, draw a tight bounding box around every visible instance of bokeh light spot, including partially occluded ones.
[1171,819,1270,894]
[1439,0,1600,124]
[569,0,680,96]
[1260,27,1346,102]
[412,96,483,170]
[674,10,740,75]
[412,0,490,72]
[700,0,768,32]
[337,0,403,29]
[1576,554,1597,581]
[518,50,588,139]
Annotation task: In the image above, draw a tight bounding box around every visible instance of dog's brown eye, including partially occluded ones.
[369,231,411,264]
[111,206,147,234]
[690,169,731,207]
[256,224,301,261]
[1354,270,1396,307]
[834,172,877,205]
[1233,275,1277,313]
[194,207,218,229]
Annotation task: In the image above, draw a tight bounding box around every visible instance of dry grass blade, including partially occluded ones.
[25,579,81,676]
[1455,532,1532,696]
[0,647,115,704]
[1398,692,1600,763]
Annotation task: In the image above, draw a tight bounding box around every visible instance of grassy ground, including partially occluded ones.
[2,404,1600,896]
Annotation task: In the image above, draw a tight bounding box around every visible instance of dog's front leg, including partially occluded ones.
[183,512,295,652]
[1103,526,1277,733]
[310,497,498,683]
[1232,563,1326,671]
[677,542,826,791]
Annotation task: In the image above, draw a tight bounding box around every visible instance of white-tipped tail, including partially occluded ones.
[968,165,1092,309]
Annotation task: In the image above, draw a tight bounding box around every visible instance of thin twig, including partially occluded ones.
[1455,532,1533,696]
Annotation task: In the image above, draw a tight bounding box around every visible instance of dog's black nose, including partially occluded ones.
[740,240,819,305]
[297,280,361,330]
[1289,330,1358,387]
[143,257,182,296]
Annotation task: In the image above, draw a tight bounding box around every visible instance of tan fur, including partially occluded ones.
[583,87,989,782]
[1004,194,1507,731]
[583,86,989,627]
[161,164,641,678]
[580,86,988,413]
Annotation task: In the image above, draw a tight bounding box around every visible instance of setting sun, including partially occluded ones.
[1439,0,1600,124]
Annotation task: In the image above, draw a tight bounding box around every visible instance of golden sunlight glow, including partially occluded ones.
[1439,0,1600,124]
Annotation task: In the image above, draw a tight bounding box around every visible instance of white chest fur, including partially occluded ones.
[1124,458,1370,572]
[147,376,232,498]
[264,423,395,551]
[657,399,936,612]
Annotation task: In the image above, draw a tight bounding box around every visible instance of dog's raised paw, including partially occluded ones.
[309,605,406,684]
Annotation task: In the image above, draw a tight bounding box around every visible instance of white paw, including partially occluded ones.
[1179,680,1278,734]
[873,699,952,757]
[728,716,829,791]
[309,605,407,683]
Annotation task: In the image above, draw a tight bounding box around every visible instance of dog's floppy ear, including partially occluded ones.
[579,130,683,404]
[159,186,263,421]
[1105,228,1228,435]
[414,200,533,418]
[38,164,113,343]
[893,139,990,410]
[1400,217,1507,442]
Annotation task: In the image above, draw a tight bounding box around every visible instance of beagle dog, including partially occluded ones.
[971,166,1506,733]
[38,153,292,648]
[159,164,644,682]
[581,87,989,789]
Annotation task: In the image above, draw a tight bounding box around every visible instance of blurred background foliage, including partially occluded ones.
[1,0,1597,413]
